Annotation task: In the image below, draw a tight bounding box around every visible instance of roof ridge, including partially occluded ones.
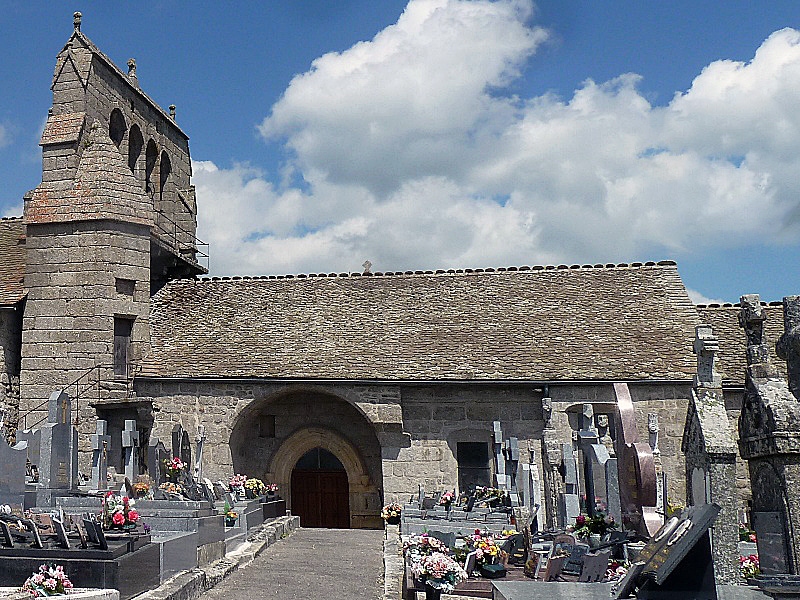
[697,300,784,309]
[181,259,677,284]
[0,216,24,222]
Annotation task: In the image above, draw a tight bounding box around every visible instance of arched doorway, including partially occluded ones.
[291,447,350,528]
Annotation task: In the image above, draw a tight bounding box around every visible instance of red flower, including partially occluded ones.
[105,491,114,498]
[127,510,139,522]
[112,512,125,526]
[576,515,586,526]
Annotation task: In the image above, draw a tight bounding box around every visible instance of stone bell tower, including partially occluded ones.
[17,13,206,470]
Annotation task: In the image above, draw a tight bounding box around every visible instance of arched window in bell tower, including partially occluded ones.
[159,150,171,202]
[109,109,126,148]
[145,139,158,197]
[128,125,143,177]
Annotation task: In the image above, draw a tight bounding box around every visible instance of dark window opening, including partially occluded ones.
[258,415,275,438]
[295,447,345,471]
[109,109,126,148]
[128,125,143,175]
[457,441,490,491]
[145,139,158,196]
[115,278,135,296]
[113,317,133,378]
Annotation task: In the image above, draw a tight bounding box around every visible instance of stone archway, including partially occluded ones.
[268,426,379,529]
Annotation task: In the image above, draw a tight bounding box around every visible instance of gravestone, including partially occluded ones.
[493,421,510,489]
[147,436,169,487]
[738,295,800,574]
[681,324,739,584]
[0,520,13,547]
[561,543,590,576]
[15,428,41,481]
[616,503,721,600]
[558,443,580,527]
[37,391,78,505]
[90,420,111,491]
[579,549,610,583]
[171,424,192,474]
[613,383,660,536]
[0,430,28,506]
[122,420,139,482]
[52,516,70,549]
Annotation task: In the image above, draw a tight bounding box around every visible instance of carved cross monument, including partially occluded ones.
[90,420,111,491]
[122,420,139,483]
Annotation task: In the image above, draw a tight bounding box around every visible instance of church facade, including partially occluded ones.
[0,16,789,529]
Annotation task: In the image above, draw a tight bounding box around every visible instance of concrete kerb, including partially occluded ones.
[383,524,404,600]
[134,515,300,600]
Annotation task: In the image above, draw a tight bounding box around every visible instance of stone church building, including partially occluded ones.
[0,16,789,529]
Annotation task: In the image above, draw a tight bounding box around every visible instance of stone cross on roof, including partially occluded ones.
[73,12,82,31]
[693,324,721,388]
[777,295,800,399]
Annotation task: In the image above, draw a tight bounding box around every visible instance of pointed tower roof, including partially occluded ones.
[27,120,155,227]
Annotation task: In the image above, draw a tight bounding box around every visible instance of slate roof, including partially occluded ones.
[40,112,86,146]
[140,261,702,381]
[697,303,786,385]
[54,29,187,140]
[0,217,26,307]
[27,121,154,227]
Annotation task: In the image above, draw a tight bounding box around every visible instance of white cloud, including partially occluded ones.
[686,289,725,306]
[195,1,800,277]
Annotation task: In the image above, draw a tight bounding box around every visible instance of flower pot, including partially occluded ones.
[589,534,602,547]
[386,515,401,525]
[424,584,442,600]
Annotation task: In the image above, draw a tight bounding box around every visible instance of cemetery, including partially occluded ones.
[383,295,800,600]
[0,390,296,599]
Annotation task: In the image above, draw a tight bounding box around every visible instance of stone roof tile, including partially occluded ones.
[40,112,86,145]
[697,304,786,385]
[27,121,154,227]
[141,262,701,381]
[0,218,26,306]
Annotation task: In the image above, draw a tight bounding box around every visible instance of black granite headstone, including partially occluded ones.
[0,521,13,547]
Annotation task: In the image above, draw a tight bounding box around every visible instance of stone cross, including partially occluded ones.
[693,324,721,388]
[90,420,111,490]
[777,295,800,399]
[194,425,206,481]
[147,437,169,487]
[647,413,660,456]
[362,260,372,275]
[739,294,771,366]
[122,420,139,483]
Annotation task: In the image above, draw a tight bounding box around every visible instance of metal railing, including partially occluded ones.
[18,361,138,431]
[153,205,209,271]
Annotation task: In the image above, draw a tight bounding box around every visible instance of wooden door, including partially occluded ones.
[291,469,350,528]
[113,318,133,377]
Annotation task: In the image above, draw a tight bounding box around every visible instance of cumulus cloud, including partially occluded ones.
[195,0,800,276]
[685,289,725,306]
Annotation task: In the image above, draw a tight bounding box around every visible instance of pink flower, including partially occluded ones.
[112,512,125,525]
[575,515,586,526]
[127,510,139,522]
[750,533,757,542]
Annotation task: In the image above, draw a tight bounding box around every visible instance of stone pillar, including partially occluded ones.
[777,295,800,400]
[738,294,800,575]
[681,324,739,584]
[540,397,563,528]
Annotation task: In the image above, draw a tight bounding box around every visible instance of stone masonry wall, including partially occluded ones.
[0,308,22,437]
[20,221,150,443]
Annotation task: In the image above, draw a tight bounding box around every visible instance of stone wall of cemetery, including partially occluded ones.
[0,309,22,435]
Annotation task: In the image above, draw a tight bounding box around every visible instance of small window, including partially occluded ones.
[258,415,275,438]
[457,442,491,491]
[115,278,135,296]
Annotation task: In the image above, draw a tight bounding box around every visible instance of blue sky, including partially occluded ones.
[1,1,798,303]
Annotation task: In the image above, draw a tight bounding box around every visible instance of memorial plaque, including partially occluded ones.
[0,520,14,547]
[94,522,108,551]
[83,518,99,544]
[544,555,566,581]
[32,513,54,535]
[561,543,590,576]
[74,519,88,549]
[579,549,610,582]
[464,551,477,576]
[53,517,70,549]
[21,517,43,548]
[752,511,790,575]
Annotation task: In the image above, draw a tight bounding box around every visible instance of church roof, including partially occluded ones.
[697,303,786,385]
[0,217,26,307]
[27,121,154,227]
[140,261,702,382]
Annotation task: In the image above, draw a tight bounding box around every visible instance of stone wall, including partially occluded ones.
[0,308,22,437]
[19,220,151,434]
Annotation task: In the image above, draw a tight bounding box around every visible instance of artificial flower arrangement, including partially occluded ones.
[21,563,73,597]
[572,512,617,538]
[606,559,630,582]
[223,500,238,526]
[381,502,402,522]
[739,523,757,543]
[132,481,152,499]
[101,492,139,530]
[244,478,267,496]
[740,554,760,580]
[403,533,449,558]
[229,474,247,490]
[439,490,455,507]
[464,529,505,566]
[159,482,184,496]
[164,457,186,477]
[473,486,508,501]
[410,552,468,594]
[265,483,278,494]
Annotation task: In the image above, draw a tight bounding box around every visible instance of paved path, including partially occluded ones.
[199,528,385,600]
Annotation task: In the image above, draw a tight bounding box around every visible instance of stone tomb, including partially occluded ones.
[0,427,28,506]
